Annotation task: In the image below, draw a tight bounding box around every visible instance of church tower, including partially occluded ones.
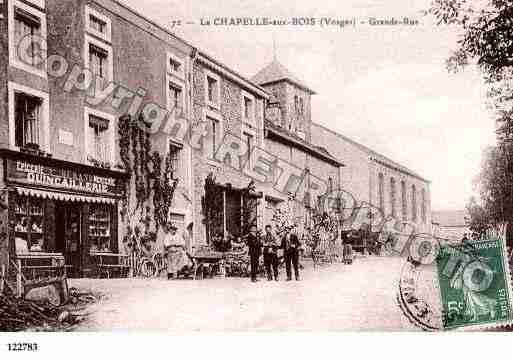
[252,60,316,142]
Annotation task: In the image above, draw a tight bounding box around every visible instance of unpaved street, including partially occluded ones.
[71,257,417,331]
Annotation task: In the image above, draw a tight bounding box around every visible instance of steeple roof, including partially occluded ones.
[252,59,316,94]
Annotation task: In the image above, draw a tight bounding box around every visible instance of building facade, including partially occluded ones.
[0,0,194,279]
[311,123,432,235]
[0,0,432,283]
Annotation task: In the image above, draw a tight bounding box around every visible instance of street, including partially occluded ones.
[71,257,417,331]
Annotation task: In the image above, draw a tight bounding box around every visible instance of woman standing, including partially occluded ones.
[164,224,189,279]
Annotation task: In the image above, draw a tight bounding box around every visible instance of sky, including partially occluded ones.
[120,0,497,211]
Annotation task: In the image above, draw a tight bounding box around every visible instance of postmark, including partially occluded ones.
[397,231,513,331]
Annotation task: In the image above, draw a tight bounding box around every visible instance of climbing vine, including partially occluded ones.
[118,114,180,241]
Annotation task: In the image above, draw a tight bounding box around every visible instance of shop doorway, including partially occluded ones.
[55,203,82,278]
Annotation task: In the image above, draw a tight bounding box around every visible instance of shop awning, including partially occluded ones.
[15,186,117,204]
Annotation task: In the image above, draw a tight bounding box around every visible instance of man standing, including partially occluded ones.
[246,224,262,283]
[282,225,301,281]
[263,225,279,281]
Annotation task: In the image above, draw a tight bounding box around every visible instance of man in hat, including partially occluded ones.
[246,224,262,282]
[263,224,280,281]
[164,223,187,279]
[282,225,301,281]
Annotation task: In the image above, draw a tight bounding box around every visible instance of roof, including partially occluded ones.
[432,210,470,227]
[312,122,430,183]
[197,51,270,99]
[252,59,316,94]
[265,120,344,168]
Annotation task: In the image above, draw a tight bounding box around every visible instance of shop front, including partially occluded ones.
[4,150,126,282]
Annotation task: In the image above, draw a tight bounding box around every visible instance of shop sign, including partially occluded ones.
[7,159,120,195]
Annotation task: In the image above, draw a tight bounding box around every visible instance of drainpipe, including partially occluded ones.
[189,48,198,249]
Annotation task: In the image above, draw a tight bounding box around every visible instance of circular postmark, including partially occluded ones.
[397,257,443,331]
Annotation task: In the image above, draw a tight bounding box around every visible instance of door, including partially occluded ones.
[57,203,82,278]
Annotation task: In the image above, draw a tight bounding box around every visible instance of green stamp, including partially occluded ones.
[437,236,513,330]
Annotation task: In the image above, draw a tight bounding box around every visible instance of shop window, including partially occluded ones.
[88,204,111,253]
[88,114,111,164]
[14,92,41,149]
[13,195,44,252]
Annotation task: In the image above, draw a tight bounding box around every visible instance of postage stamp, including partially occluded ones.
[436,235,513,330]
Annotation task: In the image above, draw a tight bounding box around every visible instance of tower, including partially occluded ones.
[252,59,316,142]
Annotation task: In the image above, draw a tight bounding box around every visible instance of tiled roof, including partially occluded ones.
[265,120,343,167]
[432,210,470,227]
[252,60,316,94]
[312,122,430,183]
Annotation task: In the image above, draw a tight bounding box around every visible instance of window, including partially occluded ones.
[208,77,218,103]
[85,5,111,42]
[170,58,181,73]
[9,82,49,151]
[243,132,254,166]
[378,173,384,213]
[390,178,396,218]
[205,71,220,109]
[85,35,113,84]
[168,82,183,113]
[14,9,41,67]
[421,188,427,224]
[89,14,106,34]
[88,114,110,164]
[89,44,108,79]
[169,143,182,179]
[411,184,417,222]
[167,52,184,79]
[84,108,114,165]
[14,93,41,149]
[8,0,47,77]
[208,116,220,158]
[244,97,253,120]
[401,181,407,221]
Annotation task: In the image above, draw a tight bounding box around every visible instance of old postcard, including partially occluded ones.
[1,0,513,352]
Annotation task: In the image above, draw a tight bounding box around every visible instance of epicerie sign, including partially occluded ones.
[13,160,116,194]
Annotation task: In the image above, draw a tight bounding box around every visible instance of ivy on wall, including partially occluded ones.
[118,115,179,251]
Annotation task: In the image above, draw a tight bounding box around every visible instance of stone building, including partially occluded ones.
[311,123,432,235]
[0,0,432,285]
[0,0,194,280]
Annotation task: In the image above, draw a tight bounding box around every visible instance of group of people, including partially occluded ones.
[161,221,303,282]
[246,224,302,283]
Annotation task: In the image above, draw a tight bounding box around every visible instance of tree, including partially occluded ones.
[429,1,513,240]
